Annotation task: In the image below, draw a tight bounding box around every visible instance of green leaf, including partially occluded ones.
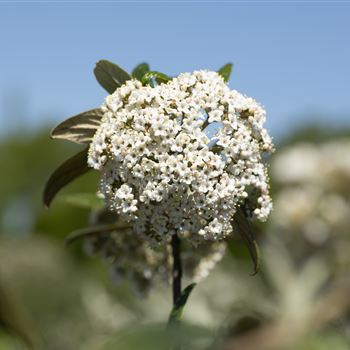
[59,192,105,210]
[233,208,261,275]
[50,108,103,144]
[43,148,91,208]
[168,283,196,326]
[218,63,233,82]
[65,222,132,245]
[132,62,150,81]
[94,60,131,94]
[141,71,171,86]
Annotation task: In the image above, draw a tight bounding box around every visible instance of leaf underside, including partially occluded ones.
[50,108,103,144]
[234,208,261,275]
[132,62,150,81]
[94,60,131,94]
[218,63,233,82]
[43,148,91,208]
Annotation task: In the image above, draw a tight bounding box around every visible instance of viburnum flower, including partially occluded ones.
[86,70,273,244]
[44,60,273,306]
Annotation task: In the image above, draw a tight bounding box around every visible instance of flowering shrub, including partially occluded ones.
[43,60,273,324]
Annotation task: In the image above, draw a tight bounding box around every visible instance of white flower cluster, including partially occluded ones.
[88,70,273,243]
[271,140,350,245]
[84,228,226,297]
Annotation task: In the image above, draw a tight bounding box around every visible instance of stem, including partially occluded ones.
[171,234,182,305]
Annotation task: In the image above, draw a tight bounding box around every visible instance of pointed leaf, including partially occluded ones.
[141,71,171,87]
[218,63,233,82]
[50,108,103,144]
[43,148,91,208]
[65,222,132,245]
[132,62,150,81]
[94,60,131,94]
[59,192,105,210]
[234,208,261,275]
[168,283,196,326]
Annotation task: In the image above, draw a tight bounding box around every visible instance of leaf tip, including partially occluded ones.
[43,184,52,208]
[94,59,106,67]
[49,128,56,140]
[218,62,234,82]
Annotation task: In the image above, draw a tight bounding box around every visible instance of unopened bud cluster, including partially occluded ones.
[84,228,226,296]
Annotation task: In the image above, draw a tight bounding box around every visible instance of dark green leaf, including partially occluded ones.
[168,283,196,326]
[233,208,261,275]
[141,71,171,87]
[218,63,233,82]
[43,148,91,208]
[65,222,132,245]
[94,60,131,94]
[132,62,150,81]
[50,108,103,144]
[59,192,105,210]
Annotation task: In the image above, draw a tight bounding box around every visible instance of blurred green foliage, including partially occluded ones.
[0,130,99,239]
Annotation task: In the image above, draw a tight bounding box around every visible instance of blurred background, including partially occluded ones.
[1,2,350,350]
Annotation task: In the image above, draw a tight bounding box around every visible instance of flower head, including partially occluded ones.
[88,70,273,243]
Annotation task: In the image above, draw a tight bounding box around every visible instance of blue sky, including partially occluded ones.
[0,2,350,140]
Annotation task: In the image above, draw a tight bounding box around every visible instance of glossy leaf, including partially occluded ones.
[132,62,150,81]
[65,222,132,245]
[218,63,233,82]
[94,60,131,93]
[234,208,261,275]
[168,283,196,326]
[141,71,171,86]
[50,108,103,144]
[59,192,105,210]
[43,148,91,208]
